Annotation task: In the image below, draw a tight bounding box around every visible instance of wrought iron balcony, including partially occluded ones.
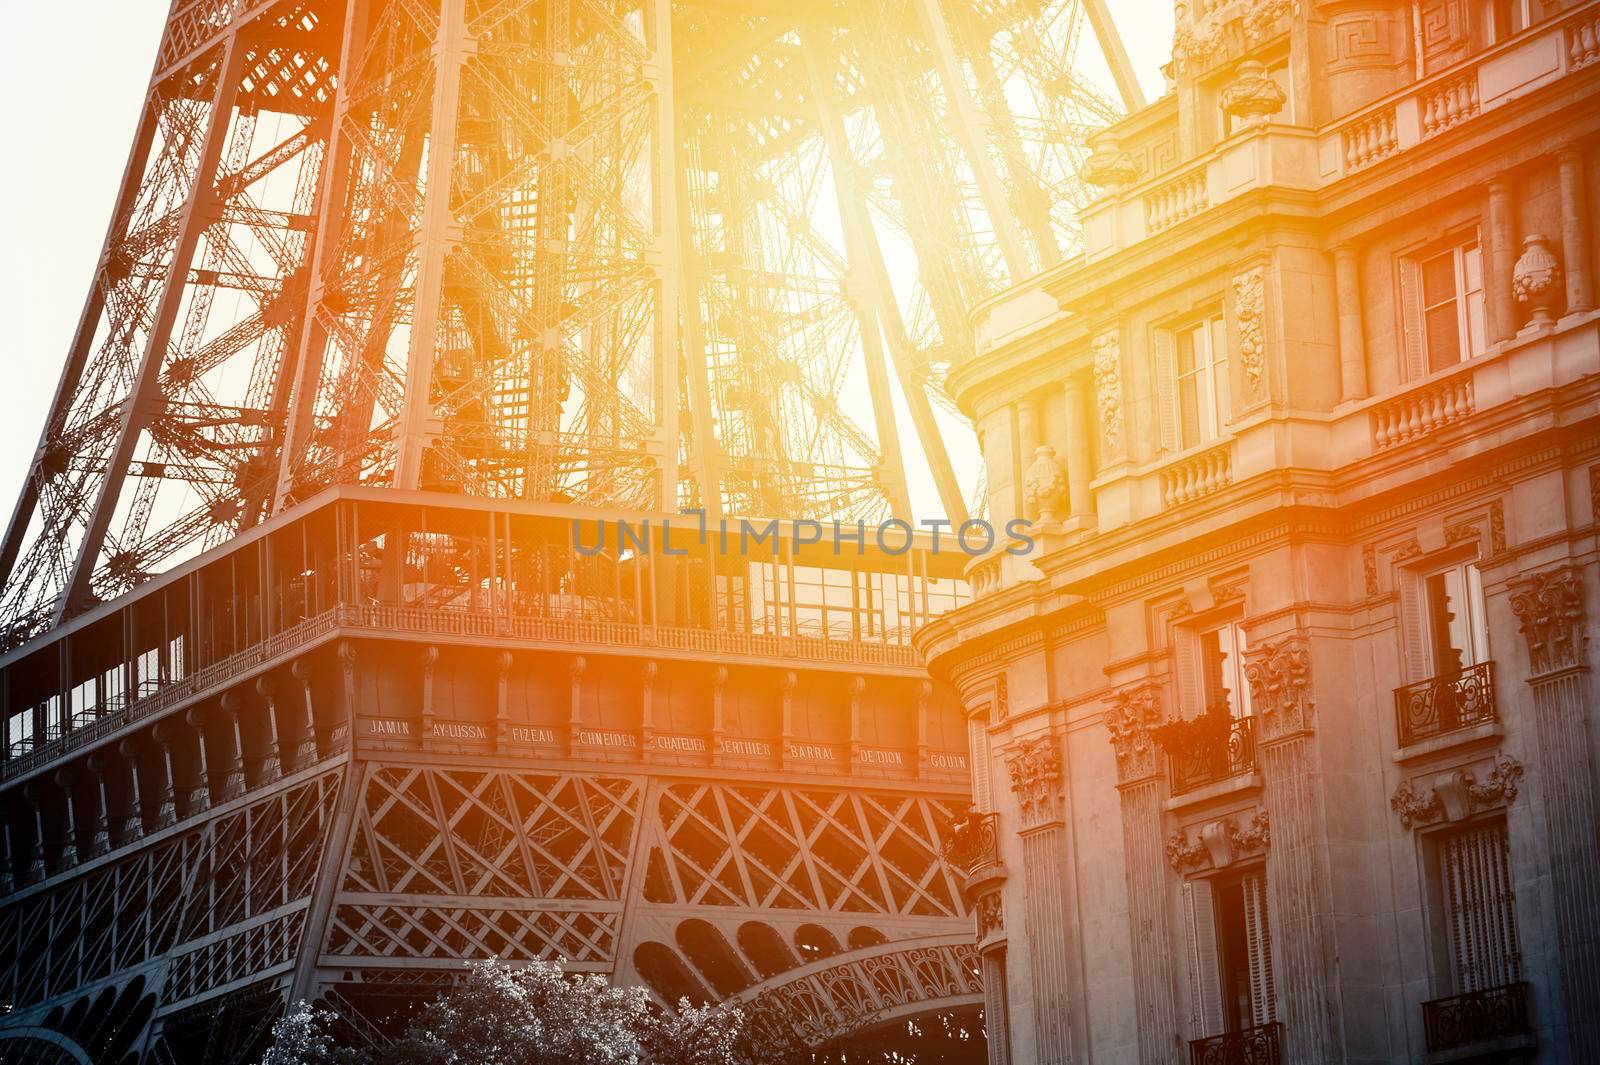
[1189,1022,1283,1065]
[940,809,999,875]
[1394,661,1496,748]
[1163,711,1257,796]
[1423,982,1532,1053]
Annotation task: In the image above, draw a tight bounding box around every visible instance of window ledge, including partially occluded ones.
[1393,720,1503,766]
[1424,1031,1536,1065]
[1164,771,1263,812]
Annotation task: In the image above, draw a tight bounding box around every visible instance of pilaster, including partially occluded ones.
[1105,681,1181,1064]
[1509,565,1600,1058]
[1245,636,1342,1063]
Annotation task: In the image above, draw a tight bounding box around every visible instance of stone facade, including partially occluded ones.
[917,2,1600,1061]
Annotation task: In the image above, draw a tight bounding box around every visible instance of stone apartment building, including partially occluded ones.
[916,0,1600,1062]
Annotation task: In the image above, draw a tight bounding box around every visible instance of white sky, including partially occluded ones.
[0,1,1173,520]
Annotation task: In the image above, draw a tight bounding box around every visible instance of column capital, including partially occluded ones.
[1245,635,1315,741]
[1005,730,1064,829]
[1509,564,1588,679]
[1104,681,1167,784]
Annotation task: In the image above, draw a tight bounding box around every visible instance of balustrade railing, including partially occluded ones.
[1394,661,1496,747]
[1570,9,1600,68]
[1420,71,1480,137]
[1423,982,1531,1052]
[1341,107,1398,171]
[1161,443,1233,508]
[1168,714,1257,796]
[1189,1022,1283,1065]
[1145,169,1208,234]
[1371,372,1474,449]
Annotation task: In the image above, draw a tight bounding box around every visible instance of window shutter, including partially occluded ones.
[1399,257,1426,382]
[1174,629,1200,717]
[1153,328,1179,453]
[1400,569,1429,685]
[969,715,991,809]
[1441,820,1521,993]
[1183,878,1225,1038]
[1242,869,1276,1024]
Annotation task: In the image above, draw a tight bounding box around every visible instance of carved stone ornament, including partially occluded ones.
[1220,61,1286,125]
[1006,734,1064,829]
[1022,445,1069,522]
[1104,683,1167,782]
[1390,758,1524,830]
[1244,637,1314,738]
[974,890,1004,942]
[1232,266,1266,398]
[1508,566,1587,677]
[1511,233,1563,326]
[1091,331,1123,450]
[1167,809,1270,872]
[1081,145,1140,191]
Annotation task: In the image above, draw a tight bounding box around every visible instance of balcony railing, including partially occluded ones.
[1394,661,1496,747]
[1165,713,1257,796]
[1423,982,1532,1053]
[1189,1022,1283,1065]
[941,809,999,874]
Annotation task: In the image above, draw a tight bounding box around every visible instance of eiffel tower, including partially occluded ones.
[0,0,1136,1059]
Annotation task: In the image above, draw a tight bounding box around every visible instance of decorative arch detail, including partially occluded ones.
[730,933,982,1047]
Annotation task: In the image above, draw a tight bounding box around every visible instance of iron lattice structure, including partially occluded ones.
[0,0,1134,643]
[0,0,1136,1060]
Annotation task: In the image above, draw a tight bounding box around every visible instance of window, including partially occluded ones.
[1176,313,1230,448]
[1414,238,1486,373]
[1185,867,1275,1037]
[1481,0,1533,43]
[1423,560,1489,678]
[1429,818,1521,994]
[1199,619,1252,717]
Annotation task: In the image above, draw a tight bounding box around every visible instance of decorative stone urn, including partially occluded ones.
[1022,445,1068,523]
[1220,61,1286,126]
[1512,233,1563,326]
[1080,136,1139,192]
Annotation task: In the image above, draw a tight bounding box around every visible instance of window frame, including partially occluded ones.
[1404,232,1487,377]
[1418,556,1490,680]
[1173,309,1230,450]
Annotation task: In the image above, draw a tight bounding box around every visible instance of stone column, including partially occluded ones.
[1104,683,1180,1064]
[1487,177,1520,342]
[1246,637,1342,1063]
[1016,397,1040,518]
[779,671,797,768]
[332,642,356,756]
[1508,566,1600,1058]
[1061,372,1095,520]
[1332,245,1367,401]
[1005,733,1086,1065]
[847,675,864,769]
[1557,148,1594,315]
